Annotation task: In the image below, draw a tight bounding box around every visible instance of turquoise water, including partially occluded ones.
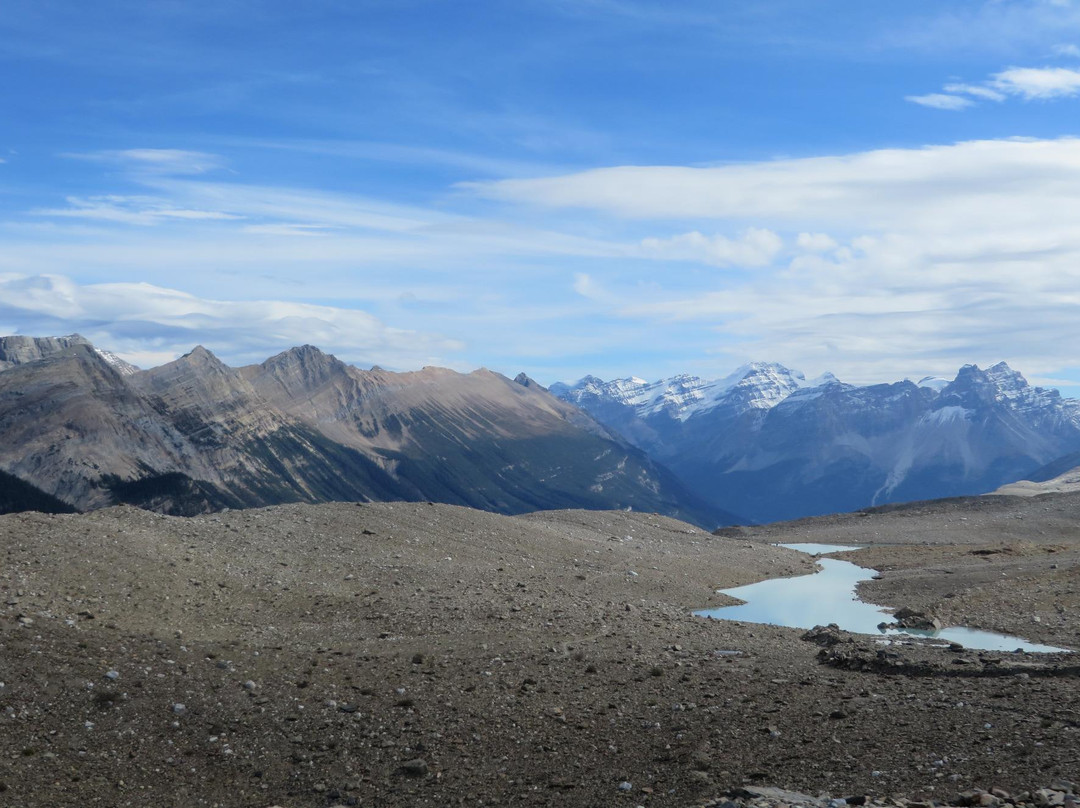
[696,545,1069,654]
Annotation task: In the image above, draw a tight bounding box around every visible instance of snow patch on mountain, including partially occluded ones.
[922,405,972,425]
[94,348,140,376]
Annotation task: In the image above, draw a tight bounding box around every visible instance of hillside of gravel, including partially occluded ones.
[1,498,1078,807]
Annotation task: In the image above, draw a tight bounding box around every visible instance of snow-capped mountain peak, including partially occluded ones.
[553,359,1080,524]
[555,361,824,421]
[941,362,1071,417]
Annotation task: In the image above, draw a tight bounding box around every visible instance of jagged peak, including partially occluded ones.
[941,360,1069,413]
[727,361,805,386]
[291,344,334,360]
[550,362,814,422]
[181,345,220,363]
[0,333,98,371]
[513,372,543,389]
[567,374,608,393]
[985,361,1026,385]
[161,345,231,376]
[0,332,92,351]
[951,361,1026,389]
[740,359,797,374]
[263,344,343,370]
[809,371,841,387]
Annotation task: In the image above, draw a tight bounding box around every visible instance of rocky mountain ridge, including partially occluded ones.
[0,335,731,525]
[553,362,1080,523]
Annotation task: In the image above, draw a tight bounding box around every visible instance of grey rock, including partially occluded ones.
[892,607,942,630]
[399,758,429,778]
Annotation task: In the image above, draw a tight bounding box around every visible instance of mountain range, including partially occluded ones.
[551,362,1080,523]
[7,334,1080,526]
[0,335,732,526]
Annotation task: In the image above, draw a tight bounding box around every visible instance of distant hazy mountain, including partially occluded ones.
[552,362,1080,523]
[0,335,735,526]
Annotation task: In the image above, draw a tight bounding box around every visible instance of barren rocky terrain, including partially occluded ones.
[2,494,1078,807]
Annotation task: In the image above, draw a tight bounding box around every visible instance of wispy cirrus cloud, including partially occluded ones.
[60,149,226,175]
[33,195,244,226]
[55,149,447,233]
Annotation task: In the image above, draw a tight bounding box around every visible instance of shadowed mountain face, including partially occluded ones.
[552,363,1080,524]
[0,335,735,527]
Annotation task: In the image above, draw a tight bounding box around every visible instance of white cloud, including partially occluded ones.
[0,273,463,370]
[909,64,1080,109]
[942,82,1007,102]
[1052,43,1080,57]
[796,232,838,252]
[637,228,782,267]
[470,137,1080,386]
[906,93,975,110]
[15,138,1080,388]
[572,272,614,304]
[990,65,1080,98]
[468,137,1080,228]
[470,136,1080,233]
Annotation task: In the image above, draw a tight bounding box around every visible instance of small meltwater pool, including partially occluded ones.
[695,543,1069,654]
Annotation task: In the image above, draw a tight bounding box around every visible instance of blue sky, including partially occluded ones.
[5,1,1080,394]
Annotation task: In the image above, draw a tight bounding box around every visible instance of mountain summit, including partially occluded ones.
[553,363,1080,523]
[0,336,733,526]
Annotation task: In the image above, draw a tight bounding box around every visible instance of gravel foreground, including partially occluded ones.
[1,495,1078,807]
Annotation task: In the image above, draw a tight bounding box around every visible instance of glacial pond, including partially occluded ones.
[695,543,1069,654]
